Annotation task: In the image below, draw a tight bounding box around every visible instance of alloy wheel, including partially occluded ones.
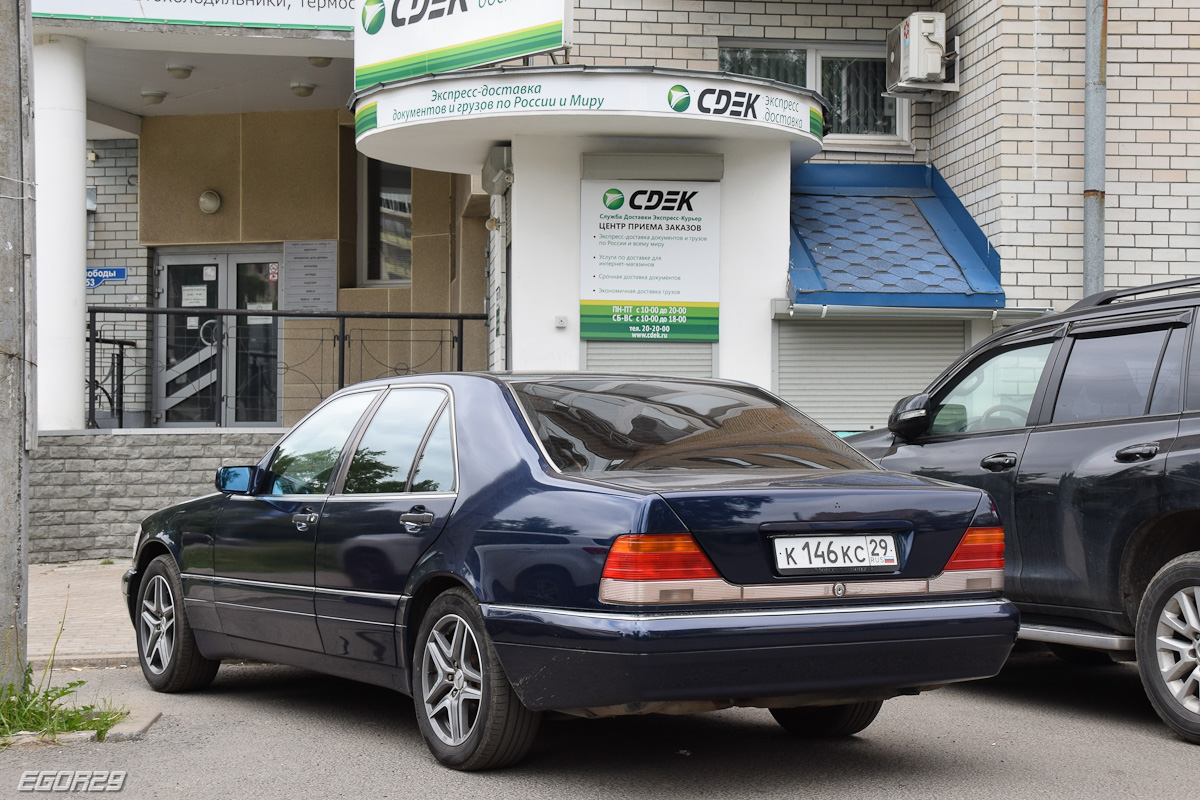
[420,613,484,746]
[1154,584,1200,715]
[139,574,176,675]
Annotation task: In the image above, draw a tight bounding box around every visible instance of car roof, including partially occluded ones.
[343,372,762,391]
[975,285,1200,349]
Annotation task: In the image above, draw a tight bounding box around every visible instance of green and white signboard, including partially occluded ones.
[32,0,354,30]
[355,0,571,90]
[580,180,719,342]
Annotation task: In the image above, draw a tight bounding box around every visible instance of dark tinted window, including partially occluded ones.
[1052,329,1167,423]
[1186,321,1200,411]
[1149,328,1185,415]
[510,379,874,472]
[410,410,455,492]
[343,389,446,494]
[267,391,378,495]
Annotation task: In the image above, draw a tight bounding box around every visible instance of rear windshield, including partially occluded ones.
[509,378,875,472]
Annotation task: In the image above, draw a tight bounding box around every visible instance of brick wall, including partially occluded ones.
[86,139,152,427]
[1105,0,1200,292]
[930,0,1200,311]
[29,430,282,563]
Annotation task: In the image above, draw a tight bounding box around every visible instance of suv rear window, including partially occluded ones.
[509,378,874,472]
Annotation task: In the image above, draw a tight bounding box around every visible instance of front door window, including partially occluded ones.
[928,342,1054,435]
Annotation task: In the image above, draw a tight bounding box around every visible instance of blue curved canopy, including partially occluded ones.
[789,164,1004,308]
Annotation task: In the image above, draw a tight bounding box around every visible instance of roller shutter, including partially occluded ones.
[777,319,967,432]
[584,341,714,378]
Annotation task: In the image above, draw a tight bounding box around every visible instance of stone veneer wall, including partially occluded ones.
[29,430,283,564]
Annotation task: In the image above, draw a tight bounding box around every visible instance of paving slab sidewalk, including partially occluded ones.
[26,561,137,668]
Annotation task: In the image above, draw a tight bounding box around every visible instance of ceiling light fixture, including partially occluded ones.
[291,82,316,98]
[140,91,167,105]
[166,64,193,79]
[307,56,333,68]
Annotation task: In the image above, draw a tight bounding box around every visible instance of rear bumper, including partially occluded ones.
[483,598,1018,711]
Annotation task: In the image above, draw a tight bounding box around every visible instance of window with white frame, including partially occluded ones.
[359,157,413,284]
[719,43,908,147]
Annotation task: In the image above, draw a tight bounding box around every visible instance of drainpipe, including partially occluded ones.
[1083,0,1107,297]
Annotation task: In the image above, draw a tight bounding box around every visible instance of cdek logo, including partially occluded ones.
[668,84,761,119]
[363,0,468,33]
[605,188,698,212]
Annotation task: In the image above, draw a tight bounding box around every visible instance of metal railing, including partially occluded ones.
[86,306,487,429]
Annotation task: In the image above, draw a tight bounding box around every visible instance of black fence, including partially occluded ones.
[86,306,487,429]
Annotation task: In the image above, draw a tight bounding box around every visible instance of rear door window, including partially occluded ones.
[342,388,449,494]
[1051,329,1169,423]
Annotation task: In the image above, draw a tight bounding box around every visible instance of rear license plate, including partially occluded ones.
[773,534,898,575]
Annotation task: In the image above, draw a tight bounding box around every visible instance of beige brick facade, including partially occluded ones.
[552,0,1200,311]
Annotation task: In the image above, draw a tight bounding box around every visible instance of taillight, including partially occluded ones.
[944,526,1005,571]
[601,534,719,581]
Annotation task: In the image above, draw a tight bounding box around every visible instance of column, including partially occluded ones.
[33,35,87,430]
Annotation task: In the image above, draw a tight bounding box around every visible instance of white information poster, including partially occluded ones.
[180,285,208,308]
[579,180,719,342]
[283,241,338,313]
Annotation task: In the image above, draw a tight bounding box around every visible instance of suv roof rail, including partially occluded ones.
[1068,277,1200,311]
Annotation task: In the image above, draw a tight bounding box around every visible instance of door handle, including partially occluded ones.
[401,506,436,533]
[980,452,1018,472]
[1115,443,1160,462]
[292,511,319,532]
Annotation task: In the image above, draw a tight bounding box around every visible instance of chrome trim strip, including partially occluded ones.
[315,614,395,628]
[212,601,313,618]
[484,598,1010,623]
[312,586,404,602]
[1018,623,1135,651]
[597,568,1004,605]
[182,573,403,602]
[324,492,457,503]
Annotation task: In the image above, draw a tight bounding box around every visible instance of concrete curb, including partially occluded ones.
[2,706,162,749]
[104,708,162,742]
[31,655,139,671]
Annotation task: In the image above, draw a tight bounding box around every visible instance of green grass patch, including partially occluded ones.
[1,598,128,746]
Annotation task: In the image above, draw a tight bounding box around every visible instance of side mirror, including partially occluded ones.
[216,466,256,494]
[888,393,932,441]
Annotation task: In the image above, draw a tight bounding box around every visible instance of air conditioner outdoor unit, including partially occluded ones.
[885,12,959,98]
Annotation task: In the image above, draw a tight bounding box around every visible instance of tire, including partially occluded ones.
[1135,553,1200,745]
[770,700,884,738]
[136,554,220,692]
[412,587,541,770]
[1048,643,1116,666]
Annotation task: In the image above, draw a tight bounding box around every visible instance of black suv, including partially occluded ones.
[848,278,1200,745]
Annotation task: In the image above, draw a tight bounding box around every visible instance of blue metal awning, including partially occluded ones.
[789,164,1004,308]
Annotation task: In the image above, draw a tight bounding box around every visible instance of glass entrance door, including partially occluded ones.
[156,252,281,426]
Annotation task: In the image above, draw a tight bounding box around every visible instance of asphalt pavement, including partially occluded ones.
[6,562,1196,799]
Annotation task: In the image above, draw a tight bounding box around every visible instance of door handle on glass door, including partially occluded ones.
[980,453,1018,472]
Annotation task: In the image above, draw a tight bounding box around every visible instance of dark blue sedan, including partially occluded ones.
[123,373,1017,769]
